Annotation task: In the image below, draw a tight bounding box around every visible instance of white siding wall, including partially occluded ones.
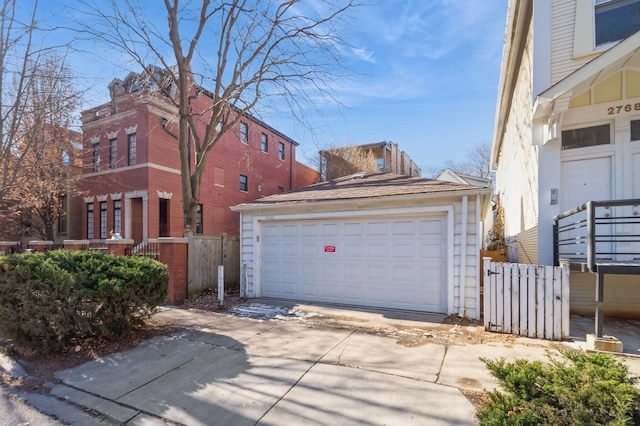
[237,194,484,319]
[495,22,539,264]
[453,196,482,319]
[550,1,582,84]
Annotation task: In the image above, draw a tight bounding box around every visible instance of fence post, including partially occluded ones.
[0,241,18,255]
[559,258,570,339]
[483,257,492,330]
[218,265,224,306]
[105,239,134,256]
[158,237,189,305]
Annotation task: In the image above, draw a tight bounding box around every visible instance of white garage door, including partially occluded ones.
[260,214,448,313]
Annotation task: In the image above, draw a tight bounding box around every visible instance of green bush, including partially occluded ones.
[477,351,640,425]
[0,250,168,352]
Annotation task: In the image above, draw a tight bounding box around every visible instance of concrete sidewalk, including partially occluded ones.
[6,302,640,425]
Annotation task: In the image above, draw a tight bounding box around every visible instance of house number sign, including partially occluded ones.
[607,103,640,115]
[324,245,336,253]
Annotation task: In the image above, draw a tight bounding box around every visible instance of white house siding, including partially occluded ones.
[453,196,481,318]
[237,194,483,319]
[550,0,590,85]
[495,23,539,264]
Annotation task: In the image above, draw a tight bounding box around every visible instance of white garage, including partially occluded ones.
[232,173,491,319]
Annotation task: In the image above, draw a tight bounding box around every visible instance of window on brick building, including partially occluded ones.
[99,201,107,239]
[240,121,248,143]
[128,133,137,165]
[87,203,94,239]
[278,142,285,160]
[113,200,121,233]
[109,138,117,169]
[261,133,268,152]
[58,195,67,234]
[93,143,100,172]
[196,204,203,234]
[240,174,248,192]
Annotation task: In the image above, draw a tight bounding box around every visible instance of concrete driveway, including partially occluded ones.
[28,303,567,426]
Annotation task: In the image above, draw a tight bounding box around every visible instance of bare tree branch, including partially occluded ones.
[72,0,357,232]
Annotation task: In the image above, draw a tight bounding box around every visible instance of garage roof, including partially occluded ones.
[232,172,489,210]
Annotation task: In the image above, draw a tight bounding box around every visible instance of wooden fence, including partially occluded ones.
[188,234,240,298]
[483,258,570,341]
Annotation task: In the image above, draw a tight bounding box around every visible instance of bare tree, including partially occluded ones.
[0,0,44,204]
[4,55,83,241]
[74,0,356,233]
[0,0,84,241]
[320,145,379,181]
[446,142,492,179]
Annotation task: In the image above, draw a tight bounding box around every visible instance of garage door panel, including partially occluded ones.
[300,283,317,296]
[392,264,416,281]
[367,243,388,257]
[393,243,415,258]
[392,221,415,234]
[344,223,363,235]
[366,264,389,280]
[367,222,387,235]
[282,244,299,257]
[322,223,339,236]
[301,224,318,236]
[261,214,448,313]
[281,282,298,295]
[301,262,317,275]
[343,243,363,257]
[344,263,363,279]
[300,243,316,256]
[419,220,444,234]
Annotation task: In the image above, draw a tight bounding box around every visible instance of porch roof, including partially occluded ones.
[533,30,640,120]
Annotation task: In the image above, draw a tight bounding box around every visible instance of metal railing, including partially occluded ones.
[125,240,159,259]
[553,198,640,271]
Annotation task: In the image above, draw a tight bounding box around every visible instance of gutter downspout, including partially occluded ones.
[458,195,468,317]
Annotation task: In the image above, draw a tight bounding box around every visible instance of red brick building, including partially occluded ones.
[80,68,318,243]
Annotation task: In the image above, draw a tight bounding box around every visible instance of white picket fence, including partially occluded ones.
[483,258,570,341]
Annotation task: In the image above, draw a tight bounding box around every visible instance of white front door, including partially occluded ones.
[260,214,448,313]
[561,156,613,261]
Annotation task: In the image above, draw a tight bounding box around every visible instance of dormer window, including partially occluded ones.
[595,0,640,47]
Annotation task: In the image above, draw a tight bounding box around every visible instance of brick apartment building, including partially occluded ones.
[80,68,318,243]
[319,141,421,180]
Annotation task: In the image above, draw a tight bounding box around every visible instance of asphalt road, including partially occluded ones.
[0,383,61,426]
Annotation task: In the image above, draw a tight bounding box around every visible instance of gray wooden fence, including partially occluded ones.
[188,234,240,298]
[483,258,570,341]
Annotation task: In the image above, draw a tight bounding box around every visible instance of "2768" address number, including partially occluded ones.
[607,103,640,115]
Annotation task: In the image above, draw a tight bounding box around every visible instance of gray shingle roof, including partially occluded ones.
[235,172,486,208]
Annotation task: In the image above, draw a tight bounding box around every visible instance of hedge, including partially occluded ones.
[477,351,640,425]
[0,250,168,352]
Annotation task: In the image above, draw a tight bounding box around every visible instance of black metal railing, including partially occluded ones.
[125,241,159,259]
[553,198,640,271]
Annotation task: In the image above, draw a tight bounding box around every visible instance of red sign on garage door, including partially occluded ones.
[324,245,336,253]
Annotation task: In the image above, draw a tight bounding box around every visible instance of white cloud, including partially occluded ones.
[351,47,376,63]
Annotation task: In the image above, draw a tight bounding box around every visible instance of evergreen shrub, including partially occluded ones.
[477,351,640,425]
[0,250,167,352]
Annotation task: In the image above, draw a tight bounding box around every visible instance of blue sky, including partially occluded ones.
[34,0,508,176]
